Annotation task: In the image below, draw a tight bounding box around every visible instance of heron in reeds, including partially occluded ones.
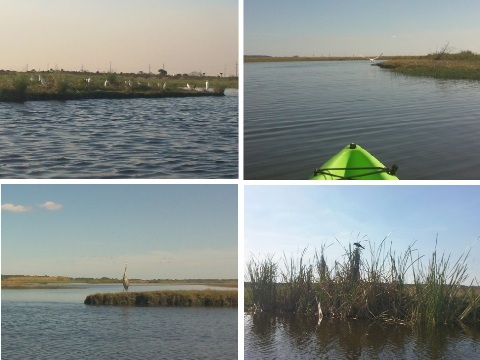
[123,263,129,291]
[361,53,383,63]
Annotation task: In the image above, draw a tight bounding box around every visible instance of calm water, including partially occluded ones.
[1,285,237,360]
[245,313,480,359]
[244,61,480,179]
[0,89,238,179]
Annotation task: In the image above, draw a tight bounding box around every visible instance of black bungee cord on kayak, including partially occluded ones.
[313,164,398,180]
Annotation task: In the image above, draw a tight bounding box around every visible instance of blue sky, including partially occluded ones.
[245,0,480,57]
[1,184,237,279]
[0,0,238,75]
[245,185,480,284]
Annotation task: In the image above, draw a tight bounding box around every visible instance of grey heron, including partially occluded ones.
[123,263,129,291]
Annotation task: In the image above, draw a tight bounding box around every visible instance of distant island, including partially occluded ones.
[0,69,238,102]
[1,275,237,289]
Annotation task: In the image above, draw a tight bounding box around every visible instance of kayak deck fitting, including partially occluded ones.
[310,143,399,180]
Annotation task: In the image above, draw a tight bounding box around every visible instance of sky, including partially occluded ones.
[245,185,480,284]
[0,0,238,76]
[1,184,238,280]
[245,0,480,57]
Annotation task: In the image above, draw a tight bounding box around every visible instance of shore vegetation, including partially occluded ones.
[377,48,480,81]
[245,237,480,327]
[0,69,238,102]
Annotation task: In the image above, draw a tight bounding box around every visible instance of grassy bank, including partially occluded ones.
[84,289,238,307]
[1,275,237,289]
[377,50,480,80]
[0,70,238,102]
[245,238,480,327]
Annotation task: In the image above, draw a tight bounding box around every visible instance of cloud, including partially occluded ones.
[1,203,32,213]
[39,201,63,211]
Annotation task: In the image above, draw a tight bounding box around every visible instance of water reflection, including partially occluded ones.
[245,312,480,359]
[245,61,480,179]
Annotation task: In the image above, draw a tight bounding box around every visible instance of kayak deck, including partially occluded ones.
[310,143,399,180]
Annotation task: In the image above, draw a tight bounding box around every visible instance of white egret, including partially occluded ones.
[104,80,109,87]
[163,82,167,90]
[361,53,383,63]
[186,83,191,90]
[38,75,47,86]
[316,297,323,319]
[205,81,209,90]
[123,263,129,291]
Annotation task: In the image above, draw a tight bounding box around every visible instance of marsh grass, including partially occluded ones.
[378,50,480,81]
[0,74,30,101]
[84,289,237,307]
[245,237,480,327]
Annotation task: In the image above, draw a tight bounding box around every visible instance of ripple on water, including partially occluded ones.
[0,93,238,179]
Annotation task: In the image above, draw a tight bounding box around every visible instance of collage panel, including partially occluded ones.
[1,184,238,359]
[244,1,480,180]
[244,184,480,358]
[0,1,239,179]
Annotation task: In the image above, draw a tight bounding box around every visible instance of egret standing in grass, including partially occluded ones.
[123,263,129,291]
[205,81,209,90]
[38,75,47,86]
[315,296,323,320]
[186,83,191,90]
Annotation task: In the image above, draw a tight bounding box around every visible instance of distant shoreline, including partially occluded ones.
[1,275,238,289]
[245,52,480,81]
[244,55,411,63]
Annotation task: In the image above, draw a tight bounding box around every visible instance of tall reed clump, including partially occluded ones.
[245,237,480,327]
[410,238,473,326]
[245,254,278,311]
[280,248,316,313]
